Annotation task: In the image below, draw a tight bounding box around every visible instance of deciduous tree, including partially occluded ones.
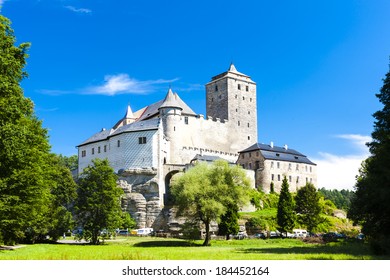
[0,15,53,245]
[171,160,251,246]
[349,67,390,253]
[75,159,124,245]
[295,183,323,232]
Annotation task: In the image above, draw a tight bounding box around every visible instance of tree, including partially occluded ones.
[218,203,240,240]
[75,159,123,245]
[0,15,54,245]
[171,160,251,246]
[349,66,390,254]
[295,183,323,232]
[45,154,77,241]
[276,177,295,235]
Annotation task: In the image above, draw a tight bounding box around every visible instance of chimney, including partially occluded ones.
[284,144,288,150]
[270,141,274,148]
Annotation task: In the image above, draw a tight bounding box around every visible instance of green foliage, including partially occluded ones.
[57,154,78,171]
[276,177,296,234]
[171,160,251,246]
[349,68,390,254]
[218,203,240,239]
[121,212,137,230]
[318,187,354,211]
[295,183,324,232]
[0,15,77,245]
[75,159,124,245]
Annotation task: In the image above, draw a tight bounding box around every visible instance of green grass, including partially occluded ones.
[1,237,388,260]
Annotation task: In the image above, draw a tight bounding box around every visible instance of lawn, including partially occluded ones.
[1,237,388,260]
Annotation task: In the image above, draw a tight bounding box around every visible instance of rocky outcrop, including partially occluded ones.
[118,173,161,228]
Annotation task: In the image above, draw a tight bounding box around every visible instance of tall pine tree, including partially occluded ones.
[277,176,296,235]
[349,65,390,253]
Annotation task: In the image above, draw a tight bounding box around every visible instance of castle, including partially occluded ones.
[77,64,316,229]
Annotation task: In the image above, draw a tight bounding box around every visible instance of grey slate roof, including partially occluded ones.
[239,143,316,165]
[78,118,159,147]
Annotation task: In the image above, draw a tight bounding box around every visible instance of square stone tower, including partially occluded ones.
[205,63,258,145]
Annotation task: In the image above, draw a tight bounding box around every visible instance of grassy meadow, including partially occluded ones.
[1,236,388,260]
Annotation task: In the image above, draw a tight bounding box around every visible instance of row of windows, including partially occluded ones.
[271,174,313,184]
[270,161,313,173]
[81,137,147,157]
[237,121,251,127]
[214,84,250,92]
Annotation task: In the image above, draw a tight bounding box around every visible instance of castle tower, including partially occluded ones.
[205,63,258,148]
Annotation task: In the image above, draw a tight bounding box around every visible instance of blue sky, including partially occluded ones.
[1,0,390,190]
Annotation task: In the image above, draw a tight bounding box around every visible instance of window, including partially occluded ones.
[117,140,120,147]
[256,151,259,156]
[211,97,214,102]
[238,84,241,90]
[246,85,249,91]
[139,137,147,144]
[243,96,245,100]
[248,136,250,140]
[235,95,237,99]
[255,161,260,169]
[92,148,95,155]
[310,166,312,173]
[98,146,101,153]
[306,177,308,183]
[297,176,300,183]
[215,85,218,91]
[242,154,245,158]
[247,123,250,127]
[236,108,238,112]
[305,165,308,172]
[249,162,252,169]
[238,121,240,126]
[288,163,292,170]
[271,161,274,168]
[184,116,188,124]
[248,111,250,114]
[289,176,292,182]
[277,162,280,168]
[242,164,245,169]
[296,164,299,171]
[81,150,86,157]
[249,152,251,158]
[278,174,281,181]
[104,145,107,152]
[271,174,274,181]
[250,98,252,102]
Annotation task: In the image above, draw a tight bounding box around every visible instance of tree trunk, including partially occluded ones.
[202,221,210,246]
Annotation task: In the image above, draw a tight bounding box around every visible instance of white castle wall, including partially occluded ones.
[78,129,159,174]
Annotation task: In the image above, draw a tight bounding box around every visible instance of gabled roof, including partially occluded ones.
[77,118,159,147]
[239,143,316,165]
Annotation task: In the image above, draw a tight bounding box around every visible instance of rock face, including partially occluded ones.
[118,172,162,228]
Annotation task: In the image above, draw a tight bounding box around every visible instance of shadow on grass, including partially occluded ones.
[237,241,374,259]
[134,240,201,248]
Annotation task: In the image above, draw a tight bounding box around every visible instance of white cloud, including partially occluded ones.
[86,74,179,96]
[64,6,92,14]
[38,74,179,96]
[312,134,371,191]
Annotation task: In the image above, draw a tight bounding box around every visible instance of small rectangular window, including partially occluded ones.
[117,140,120,147]
[215,85,218,91]
[289,176,292,182]
[277,162,280,168]
[104,145,107,152]
[238,84,241,90]
[278,174,281,181]
[81,150,86,157]
[92,148,95,155]
[249,162,252,169]
[184,116,189,124]
[139,137,147,144]
[98,146,101,153]
[271,174,274,181]
[246,85,249,91]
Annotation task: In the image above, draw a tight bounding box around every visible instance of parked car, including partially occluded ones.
[269,231,280,238]
[356,233,365,240]
[293,229,308,238]
[322,232,345,242]
[254,233,266,239]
